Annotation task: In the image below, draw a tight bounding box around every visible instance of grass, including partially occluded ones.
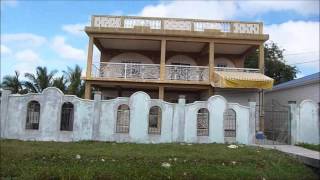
[297,143,320,152]
[0,140,318,179]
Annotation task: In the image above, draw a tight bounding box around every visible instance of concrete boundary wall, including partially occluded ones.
[1,87,256,144]
[290,100,319,145]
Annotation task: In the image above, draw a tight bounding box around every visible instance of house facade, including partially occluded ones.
[83,15,273,107]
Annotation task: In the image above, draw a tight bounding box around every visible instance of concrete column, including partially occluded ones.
[177,95,186,142]
[159,86,164,100]
[249,101,257,144]
[86,36,94,78]
[0,90,11,138]
[209,41,215,82]
[84,82,92,99]
[92,91,102,140]
[259,43,264,73]
[288,101,298,145]
[160,39,166,81]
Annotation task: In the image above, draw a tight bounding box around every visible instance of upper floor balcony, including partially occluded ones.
[85,15,268,40]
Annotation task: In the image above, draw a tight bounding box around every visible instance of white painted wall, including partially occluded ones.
[297,100,319,144]
[1,87,255,144]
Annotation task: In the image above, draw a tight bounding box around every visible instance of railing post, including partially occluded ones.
[160,39,166,80]
[124,63,127,79]
[209,41,215,82]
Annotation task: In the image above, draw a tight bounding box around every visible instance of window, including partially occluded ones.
[26,101,40,130]
[224,109,236,137]
[60,102,74,131]
[197,108,209,136]
[116,104,130,133]
[148,106,161,134]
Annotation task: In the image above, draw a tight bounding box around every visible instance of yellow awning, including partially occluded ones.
[212,71,274,89]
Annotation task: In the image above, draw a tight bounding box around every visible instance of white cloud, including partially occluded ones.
[15,49,41,63]
[52,36,86,61]
[13,49,43,75]
[138,1,318,19]
[139,1,237,20]
[62,23,88,36]
[265,21,319,70]
[1,45,12,54]
[2,33,47,47]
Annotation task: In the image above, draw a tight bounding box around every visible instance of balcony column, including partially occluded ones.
[84,36,94,99]
[86,36,94,78]
[160,39,166,80]
[259,43,264,74]
[84,82,92,99]
[209,41,214,82]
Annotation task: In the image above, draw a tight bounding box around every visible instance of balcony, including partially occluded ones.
[89,15,263,35]
[91,62,261,83]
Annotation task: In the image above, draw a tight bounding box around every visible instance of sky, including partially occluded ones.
[1,0,319,79]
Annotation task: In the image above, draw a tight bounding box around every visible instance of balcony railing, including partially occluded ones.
[92,62,160,80]
[166,65,209,81]
[214,67,260,73]
[92,62,209,81]
[91,15,263,35]
[91,62,260,82]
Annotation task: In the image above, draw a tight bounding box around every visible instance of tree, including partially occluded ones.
[24,66,58,93]
[63,65,85,97]
[244,42,299,85]
[1,71,27,94]
[52,75,67,93]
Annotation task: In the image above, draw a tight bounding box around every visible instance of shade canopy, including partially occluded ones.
[212,71,274,89]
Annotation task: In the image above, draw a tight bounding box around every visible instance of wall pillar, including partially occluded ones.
[84,82,92,99]
[288,101,298,145]
[249,101,257,144]
[92,91,102,140]
[209,41,215,82]
[159,86,164,100]
[160,39,166,81]
[0,90,11,138]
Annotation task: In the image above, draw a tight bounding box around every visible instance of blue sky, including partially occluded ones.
[1,0,319,79]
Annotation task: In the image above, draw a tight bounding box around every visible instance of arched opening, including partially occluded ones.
[60,102,74,131]
[26,101,40,130]
[148,106,162,134]
[224,109,236,139]
[116,104,130,133]
[197,108,209,136]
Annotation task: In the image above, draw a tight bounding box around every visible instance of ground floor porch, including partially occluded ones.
[85,80,262,106]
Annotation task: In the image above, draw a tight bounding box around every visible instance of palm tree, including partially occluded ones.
[63,65,85,97]
[1,71,26,94]
[24,66,57,93]
[52,75,67,93]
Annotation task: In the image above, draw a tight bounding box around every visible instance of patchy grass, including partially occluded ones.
[297,143,320,152]
[0,140,318,179]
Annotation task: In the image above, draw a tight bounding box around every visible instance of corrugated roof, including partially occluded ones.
[268,72,320,92]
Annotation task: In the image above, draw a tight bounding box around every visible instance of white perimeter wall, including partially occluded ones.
[1,87,257,144]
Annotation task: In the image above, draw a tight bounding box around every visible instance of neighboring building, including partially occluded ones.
[83,15,273,106]
[265,72,320,106]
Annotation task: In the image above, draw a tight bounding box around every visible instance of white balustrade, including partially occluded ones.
[214,67,260,73]
[92,62,160,80]
[91,62,260,81]
[165,65,209,81]
[91,16,262,34]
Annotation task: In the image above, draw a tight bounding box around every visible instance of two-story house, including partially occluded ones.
[83,15,273,108]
